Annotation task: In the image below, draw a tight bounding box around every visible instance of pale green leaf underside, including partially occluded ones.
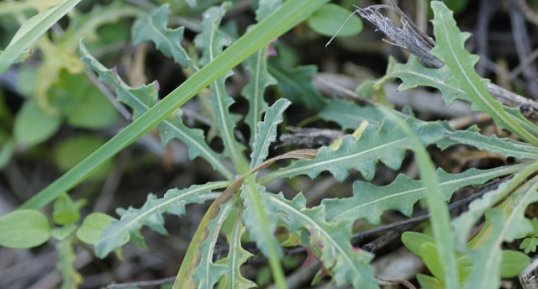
[250,98,291,167]
[240,181,283,259]
[95,181,227,257]
[193,201,234,289]
[242,49,276,146]
[216,208,256,289]
[268,193,378,289]
[323,164,525,225]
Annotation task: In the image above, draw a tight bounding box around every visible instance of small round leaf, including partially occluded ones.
[0,209,51,248]
[14,100,61,146]
[307,4,362,37]
[76,213,116,246]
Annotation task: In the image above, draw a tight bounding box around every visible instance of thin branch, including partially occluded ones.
[107,277,176,289]
[509,0,538,99]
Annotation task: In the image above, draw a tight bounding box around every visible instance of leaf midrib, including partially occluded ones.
[332,165,523,221]
[269,195,365,282]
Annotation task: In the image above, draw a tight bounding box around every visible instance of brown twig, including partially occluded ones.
[475,0,495,75]
[107,277,176,289]
[509,0,538,99]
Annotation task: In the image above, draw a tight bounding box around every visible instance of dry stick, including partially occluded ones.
[107,277,176,289]
[509,0,538,99]
[517,0,538,26]
[509,49,538,81]
[474,0,494,76]
[356,3,538,120]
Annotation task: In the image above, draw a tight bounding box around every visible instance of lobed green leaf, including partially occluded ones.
[268,193,378,289]
[95,181,227,258]
[0,209,51,248]
[192,201,234,289]
[132,5,194,69]
[216,206,256,289]
[250,99,291,167]
[240,180,286,288]
[430,2,538,145]
[323,164,525,225]
[81,43,233,178]
[267,117,446,182]
[195,5,247,171]
[19,0,331,210]
[243,49,276,145]
[439,129,538,160]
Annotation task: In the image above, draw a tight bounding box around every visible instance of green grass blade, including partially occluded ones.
[80,45,233,179]
[0,0,82,73]
[17,0,330,210]
[241,179,286,289]
[380,107,459,289]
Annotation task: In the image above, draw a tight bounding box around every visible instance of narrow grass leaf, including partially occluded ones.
[81,43,232,178]
[380,107,459,289]
[0,0,82,73]
[463,177,538,289]
[20,0,331,210]
[195,5,247,170]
